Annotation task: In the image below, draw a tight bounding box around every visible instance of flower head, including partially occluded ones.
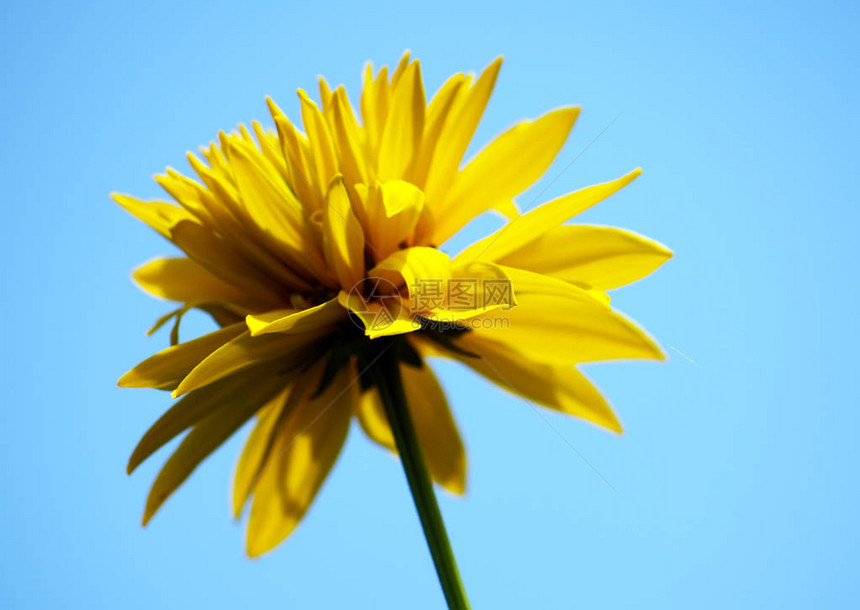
[115,53,671,557]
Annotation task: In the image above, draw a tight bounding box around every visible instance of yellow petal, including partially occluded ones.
[407,73,466,188]
[409,261,516,323]
[245,298,346,337]
[439,333,622,433]
[354,363,466,494]
[168,219,292,303]
[390,51,412,88]
[366,247,512,327]
[268,101,326,213]
[118,323,246,391]
[432,107,580,245]
[323,177,366,290]
[245,363,353,557]
[423,57,503,208]
[378,61,425,180]
[359,180,426,260]
[112,194,194,239]
[369,246,452,295]
[133,257,267,311]
[184,149,249,227]
[179,152,324,292]
[456,169,642,263]
[128,366,288,475]
[354,386,390,447]
[251,120,291,185]
[337,290,418,339]
[362,255,516,325]
[225,137,304,237]
[232,386,290,518]
[329,87,369,188]
[471,291,664,365]
[173,327,327,398]
[298,89,338,194]
[360,64,389,167]
[154,169,216,224]
[197,141,230,177]
[400,363,466,493]
[493,264,606,308]
[497,225,672,290]
[225,138,331,284]
[317,75,333,113]
[142,370,288,525]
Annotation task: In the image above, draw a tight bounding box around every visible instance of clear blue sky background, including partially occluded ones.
[2,1,857,607]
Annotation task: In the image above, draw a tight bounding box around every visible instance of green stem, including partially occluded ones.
[370,340,470,609]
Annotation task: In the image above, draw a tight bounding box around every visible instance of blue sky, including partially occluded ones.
[2,0,858,607]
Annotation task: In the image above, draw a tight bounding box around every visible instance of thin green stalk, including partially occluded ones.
[370,340,470,609]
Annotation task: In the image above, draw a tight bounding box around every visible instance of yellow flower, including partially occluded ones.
[115,52,671,559]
